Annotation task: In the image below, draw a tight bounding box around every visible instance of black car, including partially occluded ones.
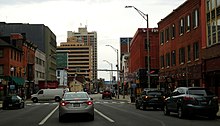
[164,87,219,119]
[2,94,25,110]
[135,89,166,110]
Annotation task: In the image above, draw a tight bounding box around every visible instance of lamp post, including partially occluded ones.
[125,6,150,89]
[103,60,113,90]
[106,45,119,99]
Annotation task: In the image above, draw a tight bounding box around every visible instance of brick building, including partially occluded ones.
[0,33,37,99]
[158,0,206,92]
[129,28,159,89]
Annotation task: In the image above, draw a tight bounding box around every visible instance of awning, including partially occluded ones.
[11,77,25,86]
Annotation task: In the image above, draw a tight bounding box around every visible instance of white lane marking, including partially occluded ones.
[95,109,115,123]
[38,105,59,125]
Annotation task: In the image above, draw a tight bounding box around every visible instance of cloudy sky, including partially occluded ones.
[0,0,185,80]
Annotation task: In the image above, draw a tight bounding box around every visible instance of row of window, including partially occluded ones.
[11,49,22,62]
[35,57,45,66]
[160,42,199,68]
[160,9,199,44]
[35,70,45,79]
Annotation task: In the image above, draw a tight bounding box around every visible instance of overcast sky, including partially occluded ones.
[0,0,185,81]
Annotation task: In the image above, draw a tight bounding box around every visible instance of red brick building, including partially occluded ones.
[158,0,206,92]
[0,33,37,99]
[129,28,159,89]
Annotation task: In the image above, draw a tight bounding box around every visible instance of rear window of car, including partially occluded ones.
[103,91,111,93]
[187,89,214,96]
[147,91,163,96]
[64,93,88,100]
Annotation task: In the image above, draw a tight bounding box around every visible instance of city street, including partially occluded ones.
[0,94,219,126]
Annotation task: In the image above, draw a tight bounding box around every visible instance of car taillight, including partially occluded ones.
[87,101,93,105]
[60,101,70,106]
[183,96,195,101]
[213,96,218,100]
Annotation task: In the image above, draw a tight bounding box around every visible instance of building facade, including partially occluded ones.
[0,22,57,83]
[158,0,206,93]
[67,26,97,81]
[0,33,37,99]
[203,0,220,100]
[35,49,46,90]
[129,28,159,89]
[57,37,93,83]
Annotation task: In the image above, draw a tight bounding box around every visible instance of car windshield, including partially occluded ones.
[187,89,214,96]
[64,93,88,100]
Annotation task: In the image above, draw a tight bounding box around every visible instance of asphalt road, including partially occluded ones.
[0,94,219,126]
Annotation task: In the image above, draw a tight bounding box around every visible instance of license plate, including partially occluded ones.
[9,104,12,107]
[72,103,80,107]
[201,101,207,105]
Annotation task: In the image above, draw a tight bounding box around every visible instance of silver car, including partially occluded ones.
[59,92,94,122]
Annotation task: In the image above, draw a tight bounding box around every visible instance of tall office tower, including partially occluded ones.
[57,37,93,81]
[67,26,97,81]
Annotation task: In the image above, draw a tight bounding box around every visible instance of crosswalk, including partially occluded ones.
[25,101,127,106]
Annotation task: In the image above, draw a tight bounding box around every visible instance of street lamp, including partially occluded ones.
[125,6,151,89]
[106,44,119,99]
[103,60,113,90]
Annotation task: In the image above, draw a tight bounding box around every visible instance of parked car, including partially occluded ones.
[2,94,25,109]
[164,87,219,119]
[102,90,112,99]
[59,92,94,122]
[135,89,166,110]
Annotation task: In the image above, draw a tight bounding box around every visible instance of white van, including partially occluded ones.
[31,88,67,103]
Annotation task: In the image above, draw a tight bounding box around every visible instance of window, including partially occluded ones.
[179,47,185,64]
[212,21,217,44]
[160,31,164,44]
[193,42,199,60]
[217,19,220,43]
[208,23,212,46]
[179,18,184,35]
[0,65,3,75]
[186,14,191,31]
[207,0,210,12]
[193,9,199,28]
[171,24,175,39]
[11,49,13,59]
[211,0,215,10]
[171,50,176,66]
[0,49,3,58]
[218,0,220,7]
[160,55,164,68]
[165,27,169,42]
[57,71,60,77]
[166,52,170,67]
[187,45,191,61]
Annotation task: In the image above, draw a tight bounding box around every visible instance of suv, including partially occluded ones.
[102,90,112,99]
[164,87,219,119]
[135,89,165,110]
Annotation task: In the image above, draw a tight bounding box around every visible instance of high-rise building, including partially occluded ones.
[67,26,97,81]
[57,37,93,82]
